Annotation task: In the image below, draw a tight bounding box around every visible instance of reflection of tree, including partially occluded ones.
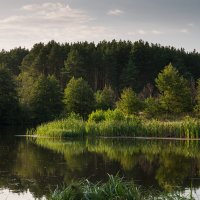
[0,136,19,190]
[35,138,200,191]
[13,140,68,199]
[155,154,191,191]
[2,135,200,199]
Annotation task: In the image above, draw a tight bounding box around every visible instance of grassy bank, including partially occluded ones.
[50,174,192,200]
[27,114,86,138]
[28,110,200,138]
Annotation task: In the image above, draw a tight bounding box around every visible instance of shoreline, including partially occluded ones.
[17,135,200,141]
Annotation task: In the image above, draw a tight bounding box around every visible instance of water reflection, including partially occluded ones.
[1,132,200,199]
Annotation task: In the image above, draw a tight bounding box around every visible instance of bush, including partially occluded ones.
[88,110,106,123]
[105,109,125,121]
[88,109,125,123]
[86,110,141,137]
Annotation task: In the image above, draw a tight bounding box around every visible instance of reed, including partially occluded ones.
[141,116,200,138]
[29,110,200,139]
[31,114,86,138]
[50,174,193,200]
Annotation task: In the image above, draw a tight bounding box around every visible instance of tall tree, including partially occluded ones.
[0,67,19,124]
[18,73,63,122]
[155,64,192,113]
[64,49,86,80]
[0,48,29,75]
[120,58,139,91]
[95,85,115,110]
[63,77,95,117]
[117,88,142,115]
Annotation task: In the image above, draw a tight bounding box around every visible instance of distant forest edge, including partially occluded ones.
[1,39,200,125]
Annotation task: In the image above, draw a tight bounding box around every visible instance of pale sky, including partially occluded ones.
[0,0,199,51]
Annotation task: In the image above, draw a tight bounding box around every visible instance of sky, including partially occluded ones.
[0,0,199,51]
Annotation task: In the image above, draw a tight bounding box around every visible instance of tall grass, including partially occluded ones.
[28,110,200,138]
[86,119,141,137]
[50,174,193,200]
[142,117,200,138]
[30,113,86,138]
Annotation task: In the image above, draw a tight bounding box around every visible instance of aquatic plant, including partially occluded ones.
[29,110,200,139]
[50,174,193,200]
[31,113,86,138]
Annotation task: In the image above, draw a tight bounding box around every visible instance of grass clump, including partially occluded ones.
[31,113,86,138]
[50,174,193,200]
[86,110,141,136]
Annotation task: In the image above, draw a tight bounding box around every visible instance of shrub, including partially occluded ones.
[105,109,125,121]
[88,109,125,123]
[88,110,106,123]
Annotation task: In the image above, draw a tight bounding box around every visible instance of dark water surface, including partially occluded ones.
[1,127,200,199]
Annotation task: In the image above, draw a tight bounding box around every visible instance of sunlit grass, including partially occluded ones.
[28,110,200,139]
[28,114,86,138]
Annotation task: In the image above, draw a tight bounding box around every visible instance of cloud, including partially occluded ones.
[152,30,163,35]
[138,30,146,35]
[188,23,194,27]
[180,29,189,33]
[20,3,92,23]
[108,9,124,16]
[0,2,112,49]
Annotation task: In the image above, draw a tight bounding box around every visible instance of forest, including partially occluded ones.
[1,39,200,125]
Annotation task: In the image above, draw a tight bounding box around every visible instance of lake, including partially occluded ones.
[1,127,200,199]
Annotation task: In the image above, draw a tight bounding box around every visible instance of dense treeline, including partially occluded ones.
[1,40,200,124]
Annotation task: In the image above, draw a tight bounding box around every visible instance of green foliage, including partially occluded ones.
[18,73,63,122]
[155,64,192,113]
[144,97,162,117]
[63,77,95,118]
[0,48,29,75]
[86,119,141,137]
[104,109,125,121]
[120,51,139,91]
[0,66,19,124]
[31,75,63,122]
[95,85,115,110]
[2,40,200,124]
[64,49,85,80]
[50,174,192,200]
[32,111,200,139]
[88,110,106,123]
[117,88,143,114]
[194,79,200,116]
[88,109,125,124]
[30,113,86,138]
[21,41,68,79]
[196,79,200,105]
